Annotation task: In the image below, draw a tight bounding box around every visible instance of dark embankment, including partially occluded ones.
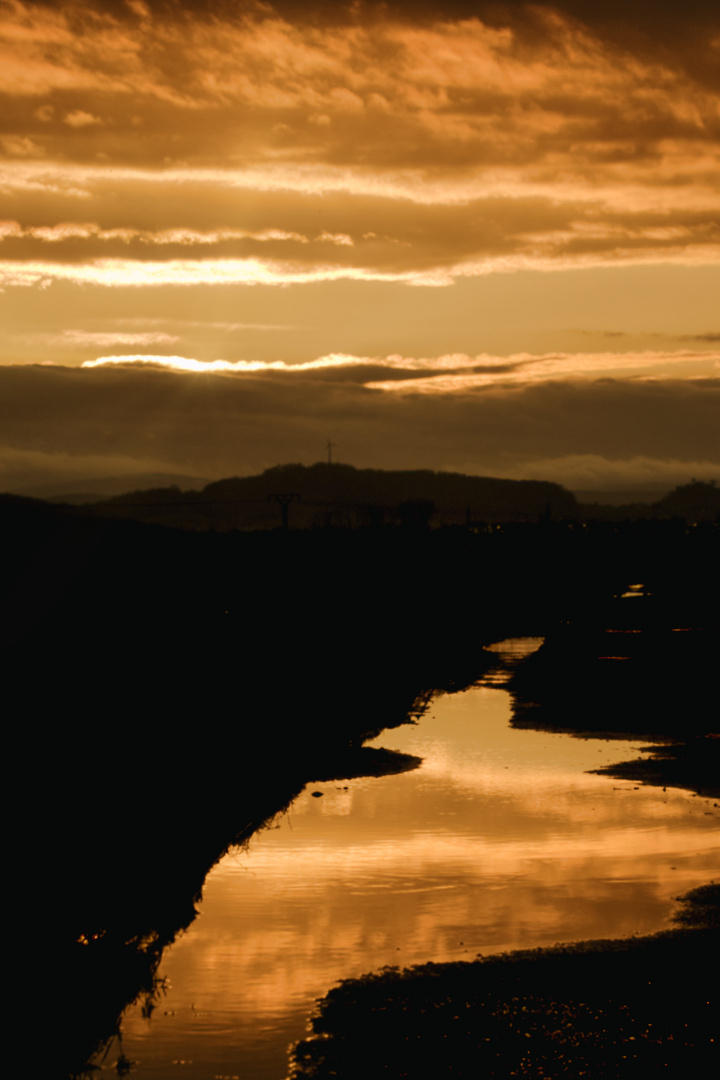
[4,495,717,1074]
[5,499,505,1076]
[505,522,719,796]
[507,631,720,796]
[289,884,719,1079]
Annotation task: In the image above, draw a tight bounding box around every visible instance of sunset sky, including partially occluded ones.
[1,0,718,494]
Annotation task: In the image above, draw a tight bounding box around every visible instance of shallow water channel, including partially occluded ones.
[117,639,719,1079]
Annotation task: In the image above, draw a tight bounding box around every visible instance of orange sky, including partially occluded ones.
[1,1,718,493]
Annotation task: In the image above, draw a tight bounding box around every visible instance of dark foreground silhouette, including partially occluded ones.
[3,490,717,1076]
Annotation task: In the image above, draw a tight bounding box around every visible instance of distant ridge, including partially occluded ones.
[12,467,716,530]
[573,479,720,523]
[88,462,579,531]
[653,479,720,520]
[571,487,671,506]
[13,472,210,504]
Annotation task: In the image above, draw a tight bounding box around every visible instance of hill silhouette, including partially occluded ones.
[86,462,579,530]
[652,479,720,521]
[575,478,720,523]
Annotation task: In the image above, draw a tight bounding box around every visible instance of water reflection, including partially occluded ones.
[118,642,718,1080]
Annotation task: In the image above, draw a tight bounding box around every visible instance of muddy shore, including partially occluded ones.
[290,884,719,1079]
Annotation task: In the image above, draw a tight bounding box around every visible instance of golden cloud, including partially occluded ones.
[2,237,718,292]
[81,348,720,391]
[63,330,179,347]
[1,2,717,182]
[63,110,101,128]
[0,150,717,296]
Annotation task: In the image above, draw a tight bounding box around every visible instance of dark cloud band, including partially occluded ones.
[1,363,717,491]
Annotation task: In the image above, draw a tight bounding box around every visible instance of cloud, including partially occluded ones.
[2,2,717,187]
[0,363,717,492]
[682,332,720,343]
[1,238,718,291]
[0,2,717,403]
[80,348,720,389]
[0,256,446,289]
[363,349,720,392]
[0,219,356,248]
[81,351,522,381]
[62,330,179,347]
[504,453,720,491]
[1,136,45,158]
[0,159,717,290]
[63,110,101,128]
[0,443,175,491]
[125,0,150,19]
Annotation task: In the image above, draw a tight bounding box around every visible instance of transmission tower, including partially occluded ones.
[268,492,300,529]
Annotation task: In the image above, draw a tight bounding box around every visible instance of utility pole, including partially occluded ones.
[268,492,300,529]
[326,439,335,466]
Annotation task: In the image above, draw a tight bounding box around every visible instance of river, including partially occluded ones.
[113,639,719,1079]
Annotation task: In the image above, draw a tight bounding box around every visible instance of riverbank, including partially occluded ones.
[290,883,719,1079]
[505,616,720,799]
